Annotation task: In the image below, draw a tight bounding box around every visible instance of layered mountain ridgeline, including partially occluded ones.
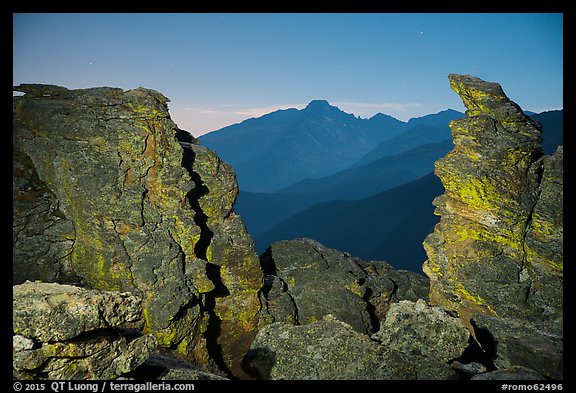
[13,75,562,381]
[199,100,464,192]
[237,141,452,242]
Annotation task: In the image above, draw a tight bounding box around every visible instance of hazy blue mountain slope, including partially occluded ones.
[236,140,453,238]
[280,140,453,197]
[529,109,563,154]
[254,173,445,273]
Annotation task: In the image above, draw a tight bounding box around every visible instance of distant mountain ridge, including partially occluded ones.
[199,100,463,192]
[354,109,463,166]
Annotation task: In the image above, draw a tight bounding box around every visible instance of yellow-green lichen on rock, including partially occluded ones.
[423,75,562,329]
[13,84,263,379]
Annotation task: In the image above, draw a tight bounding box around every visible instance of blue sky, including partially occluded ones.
[13,13,563,136]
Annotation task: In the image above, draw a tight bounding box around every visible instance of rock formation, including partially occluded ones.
[423,74,563,378]
[13,84,262,378]
[13,281,156,379]
[258,238,429,332]
[248,239,468,380]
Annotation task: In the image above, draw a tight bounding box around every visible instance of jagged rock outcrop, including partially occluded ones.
[243,314,417,380]
[249,239,469,380]
[258,238,429,333]
[12,84,262,378]
[13,281,156,379]
[422,74,563,378]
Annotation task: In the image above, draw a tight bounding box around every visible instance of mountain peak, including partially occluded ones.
[304,100,334,112]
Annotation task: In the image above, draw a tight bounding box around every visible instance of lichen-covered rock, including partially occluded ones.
[13,281,143,341]
[12,84,262,378]
[373,299,470,362]
[372,299,469,379]
[258,238,429,334]
[472,315,562,380]
[13,281,156,380]
[523,146,563,321]
[421,75,563,381]
[422,75,563,325]
[242,315,416,380]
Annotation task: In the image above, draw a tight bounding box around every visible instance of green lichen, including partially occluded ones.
[451,227,522,252]
[456,287,498,316]
[126,102,168,120]
[449,75,507,116]
[345,281,364,297]
[442,172,499,214]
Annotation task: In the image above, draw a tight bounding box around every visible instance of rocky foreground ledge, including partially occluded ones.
[13,75,562,380]
[12,281,225,380]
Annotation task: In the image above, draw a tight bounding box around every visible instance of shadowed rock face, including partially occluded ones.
[422,75,562,379]
[12,84,262,378]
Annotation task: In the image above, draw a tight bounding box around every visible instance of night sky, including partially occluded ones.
[13,13,563,137]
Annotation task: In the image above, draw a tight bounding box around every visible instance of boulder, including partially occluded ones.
[13,281,156,380]
[243,315,416,380]
[472,315,562,380]
[13,281,143,342]
[258,238,429,333]
[471,365,546,380]
[372,299,469,379]
[12,84,263,378]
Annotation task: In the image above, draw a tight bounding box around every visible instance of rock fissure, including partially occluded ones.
[13,84,263,379]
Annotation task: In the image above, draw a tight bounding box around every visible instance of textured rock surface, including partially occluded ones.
[13,281,156,379]
[423,74,563,324]
[12,84,262,378]
[372,299,469,379]
[372,299,470,361]
[471,366,546,381]
[13,281,143,341]
[472,315,562,380]
[243,315,416,380]
[258,238,429,333]
[422,74,563,380]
